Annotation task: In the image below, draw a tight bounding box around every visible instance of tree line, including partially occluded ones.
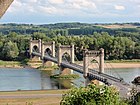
[0,31,139,61]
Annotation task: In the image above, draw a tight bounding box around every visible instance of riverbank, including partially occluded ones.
[78,62,140,69]
[0,90,66,105]
[105,63,140,69]
[0,60,140,69]
[0,60,23,68]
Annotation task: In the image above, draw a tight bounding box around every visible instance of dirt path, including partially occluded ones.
[0,90,64,105]
[0,93,62,99]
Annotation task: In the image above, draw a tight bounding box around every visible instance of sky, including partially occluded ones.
[0,0,140,24]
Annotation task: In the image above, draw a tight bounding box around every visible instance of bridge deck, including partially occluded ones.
[32,52,139,98]
[32,52,125,84]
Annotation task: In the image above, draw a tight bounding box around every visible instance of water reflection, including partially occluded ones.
[0,68,75,91]
[105,68,140,84]
[0,67,140,91]
[0,68,41,91]
[41,70,74,89]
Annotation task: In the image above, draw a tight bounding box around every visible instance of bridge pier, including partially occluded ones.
[85,78,99,86]
[58,44,74,75]
[83,48,104,86]
[29,39,56,68]
[42,60,55,67]
[99,48,104,73]
[41,41,55,67]
[59,66,73,75]
[30,56,41,61]
[29,39,42,61]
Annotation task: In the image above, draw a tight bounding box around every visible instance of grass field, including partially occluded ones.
[96,24,138,29]
[0,90,67,105]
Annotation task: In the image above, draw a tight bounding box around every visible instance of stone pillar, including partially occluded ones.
[29,38,33,58]
[52,41,55,57]
[85,77,91,86]
[38,39,42,60]
[41,41,44,60]
[83,49,90,86]
[83,49,89,77]
[58,44,62,66]
[59,66,71,75]
[71,44,74,63]
[39,39,42,54]
[99,48,104,73]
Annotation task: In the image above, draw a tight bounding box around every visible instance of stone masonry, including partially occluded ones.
[0,0,14,18]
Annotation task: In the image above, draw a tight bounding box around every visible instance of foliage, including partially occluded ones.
[0,23,140,61]
[32,32,46,40]
[37,65,59,70]
[50,74,79,79]
[1,41,19,60]
[133,92,140,105]
[60,84,128,105]
[0,60,20,65]
[132,76,140,85]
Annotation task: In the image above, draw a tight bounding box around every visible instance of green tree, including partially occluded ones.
[32,32,47,40]
[60,84,128,105]
[0,41,3,58]
[7,32,18,42]
[1,41,19,60]
[16,35,30,53]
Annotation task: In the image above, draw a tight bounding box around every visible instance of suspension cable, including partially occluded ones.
[62,56,69,63]
[104,62,112,75]
[105,61,122,79]
[74,54,79,63]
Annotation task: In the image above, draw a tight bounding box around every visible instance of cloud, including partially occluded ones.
[68,0,96,9]
[7,0,22,12]
[48,0,64,4]
[1,0,140,23]
[39,6,57,14]
[20,0,37,4]
[114,5,125,10]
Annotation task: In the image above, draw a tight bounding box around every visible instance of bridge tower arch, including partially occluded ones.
[83,48,104,85]
[41,41,55,66]
[58,44,74,74]
[29,39,42,61]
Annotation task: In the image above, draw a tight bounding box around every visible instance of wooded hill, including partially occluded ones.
[1,22,140,35]
[0,22,140,61]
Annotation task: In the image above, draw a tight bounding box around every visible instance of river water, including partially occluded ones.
[0,67,140,91]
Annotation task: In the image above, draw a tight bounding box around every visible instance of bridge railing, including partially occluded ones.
[89,69,123,83]
[32,51,124,84]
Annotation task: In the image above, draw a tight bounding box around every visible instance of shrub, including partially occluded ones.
[60,84,128,105]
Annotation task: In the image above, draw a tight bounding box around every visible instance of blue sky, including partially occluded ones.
[1,0,140,24]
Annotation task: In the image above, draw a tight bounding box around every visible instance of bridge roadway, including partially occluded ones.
[32,52,138,97]
[33,52,122,83]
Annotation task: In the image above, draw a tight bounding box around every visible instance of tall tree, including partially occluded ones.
[1,41,19,60]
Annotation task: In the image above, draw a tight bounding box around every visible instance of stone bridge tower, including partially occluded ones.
[83,48,104,85]
[29,39,42,61]
[29,39,56,66]
[0,0,14,18]
[41,41,55,66]
[58,44,74,74]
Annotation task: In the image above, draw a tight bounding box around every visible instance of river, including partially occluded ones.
[0,67,140,91]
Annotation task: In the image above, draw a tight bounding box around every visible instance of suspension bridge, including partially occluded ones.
[0,0,138,98]
[29,39,138,98]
